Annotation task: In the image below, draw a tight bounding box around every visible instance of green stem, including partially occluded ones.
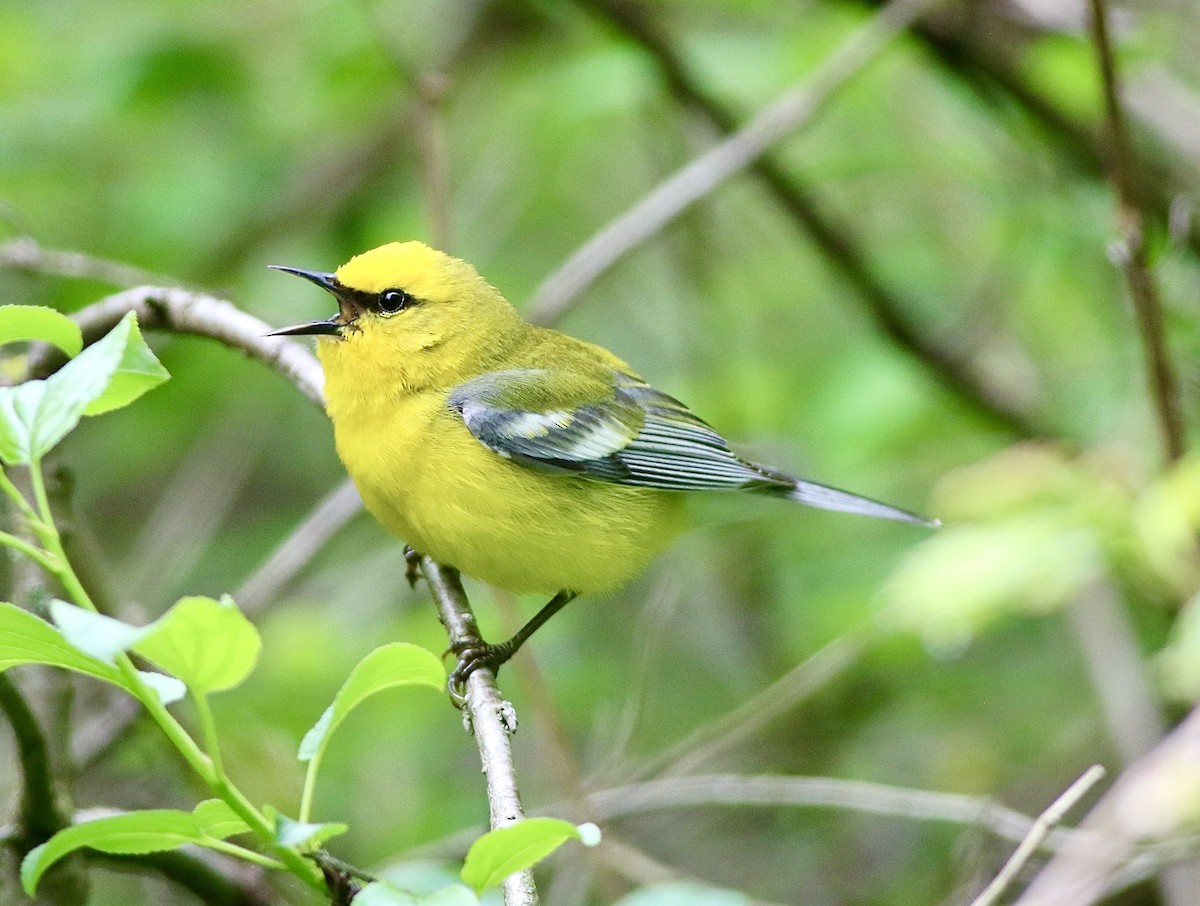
[200,839,287,870]
[0,529,58,572]
[298,755,322,824]
[195,693,224,781]
[0,467,40,523]
[18,459,324,894]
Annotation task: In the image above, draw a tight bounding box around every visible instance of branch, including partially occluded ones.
[235,478,365,616]
[527,0,940,324]
[1015,705,1200,904]
[970,765,1105,906]
[1087,0,1184,464]
[0,236,174,288]
[578,0,1042,439]
[0,673,70,844]
[420,560,538,906]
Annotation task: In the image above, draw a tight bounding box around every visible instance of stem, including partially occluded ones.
[20,459,324,893]
[299,756,321,825]
[0,529,59,572]
[200,840,288,870]
[194,693,224,781]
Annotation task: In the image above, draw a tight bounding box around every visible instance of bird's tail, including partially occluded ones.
[751,463,938,527]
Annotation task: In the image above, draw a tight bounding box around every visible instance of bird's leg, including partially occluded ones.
[403,545,423,589]
[447,590,577,701]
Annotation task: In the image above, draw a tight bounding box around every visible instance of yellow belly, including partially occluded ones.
[329,389,685,594]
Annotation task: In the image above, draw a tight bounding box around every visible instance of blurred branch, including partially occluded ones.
[420,559,538,906]
[527,0,941,325]
[579,0,1041,438]
[0,673,70,845]
[1087,0,1184,465]
[1015,705,1200,905]
[0,236,174,288]
[235,478,364,616]
[584,773,1079,848]
[92,849,276,906]
[970,765,1105,906]
[631,629,867,781]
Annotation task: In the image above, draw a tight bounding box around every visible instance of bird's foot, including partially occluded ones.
[403,545,423,589]
[445,638,517,707]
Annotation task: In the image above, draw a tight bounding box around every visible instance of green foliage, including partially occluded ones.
[21,803,256,895]
[356,881,480,905]
[0,305,82,357]
[460,818,598,893]
[0,600,125,685]
[134,594,261,694]
[0,311,167,464]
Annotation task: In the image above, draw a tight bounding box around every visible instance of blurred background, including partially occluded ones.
[2,0,1200,903]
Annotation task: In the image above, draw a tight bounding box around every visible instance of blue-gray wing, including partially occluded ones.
[447,369,775,491]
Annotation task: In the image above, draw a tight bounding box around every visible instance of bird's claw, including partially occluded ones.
[403,545,423,589]
[444,640,508,708]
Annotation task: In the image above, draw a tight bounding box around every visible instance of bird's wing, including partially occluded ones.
[447,368,777,491]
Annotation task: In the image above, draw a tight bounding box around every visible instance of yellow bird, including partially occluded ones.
[271,242,932,686]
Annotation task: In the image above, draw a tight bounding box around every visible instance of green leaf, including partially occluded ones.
[298,642,444,763]
[134,595,260,695]
[82,314,170,416]
[21,810,204,895]
[50,599,150,663]
[192,799,252,839]
[461,819,595,893]
[0,601,126,689]
[356,882,479,906]
[0,312,167,464]
[271,811,348,850]
[0,305,82,357]
[136,670,187,705]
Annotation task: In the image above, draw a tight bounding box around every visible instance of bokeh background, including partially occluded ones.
[3,0,1200,903]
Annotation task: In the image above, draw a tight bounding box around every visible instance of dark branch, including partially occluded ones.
[1087,0,1184,464]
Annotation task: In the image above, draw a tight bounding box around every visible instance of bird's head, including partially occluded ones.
[270,241,522,390]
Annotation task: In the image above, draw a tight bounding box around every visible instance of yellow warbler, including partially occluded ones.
[271,242,932,684]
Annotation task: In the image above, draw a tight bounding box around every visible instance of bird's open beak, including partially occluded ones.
[267,265,355,337]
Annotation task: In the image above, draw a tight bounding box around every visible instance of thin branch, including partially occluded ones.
[36,287,325,407]
[1087,0,1184,464]
[633,629,867,781]
[579,0,1041,439]
[1015,705,1200,905]
[969,765,1105,906]
[92,849,277,906]
[0,236,174,288]
[235,478,364,616]
[421,559,538,906]
[584,774,1080,849]
[527,0,940,324]
[0,673,70,844]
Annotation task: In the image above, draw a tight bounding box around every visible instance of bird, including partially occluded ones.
[269,241,933,691]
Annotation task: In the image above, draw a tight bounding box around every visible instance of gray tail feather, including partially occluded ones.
[752,465,937,527]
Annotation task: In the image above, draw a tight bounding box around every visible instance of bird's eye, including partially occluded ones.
[378,289,413,315]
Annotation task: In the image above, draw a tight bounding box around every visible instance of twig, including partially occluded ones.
[579,0,1041,440]
[969,765,1105,906]
[0,673,70,844]
[1087,0,1184,464]
[527,0,940,324]
[235,478,365,616]
[0,236,174,288]
[421,560,538,906]
[585,774,1076,848]
[1014,705,1200,905]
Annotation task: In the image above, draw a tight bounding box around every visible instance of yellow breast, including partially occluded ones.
[319,343,684,594]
